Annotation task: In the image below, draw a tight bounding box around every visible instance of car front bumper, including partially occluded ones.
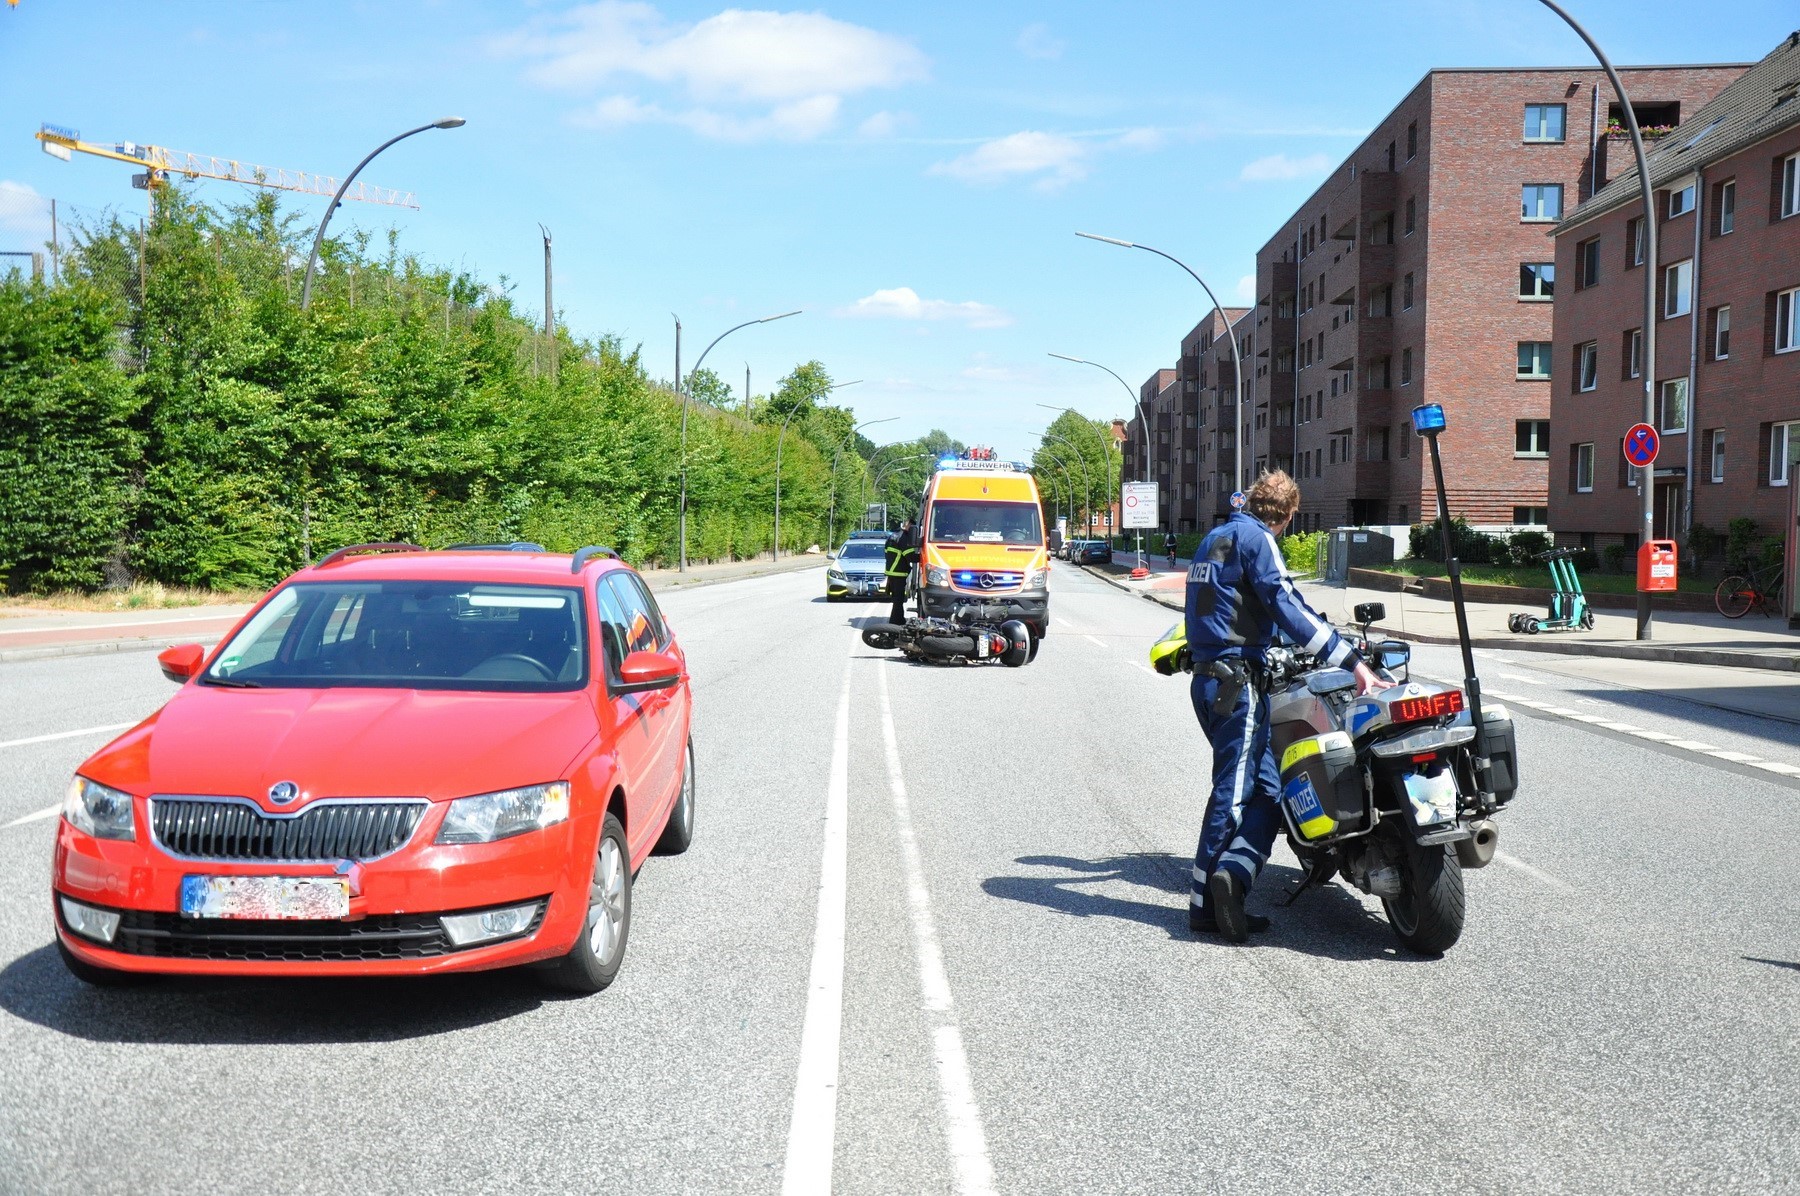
[51,808,599,977]
[827,573,888,598]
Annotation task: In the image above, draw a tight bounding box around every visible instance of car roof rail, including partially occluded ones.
[570,545,622,573]
[443,541,548,552]
[314,542,425,568]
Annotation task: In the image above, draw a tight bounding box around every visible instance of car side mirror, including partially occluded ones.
[1353,602,1386,626]
[617,649,681,693]
[826,552,838,561]
[158,642,206,683]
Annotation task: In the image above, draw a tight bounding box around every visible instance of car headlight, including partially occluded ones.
[827,570,847,583]
[926,565,948,585]
[437,782,571,844]
[63,776,136,841]
[1026,567,1049,589]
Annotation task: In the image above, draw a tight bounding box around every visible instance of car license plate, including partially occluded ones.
[180,875,351,920]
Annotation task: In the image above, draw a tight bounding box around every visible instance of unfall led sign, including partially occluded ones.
[1121,482,1158,529]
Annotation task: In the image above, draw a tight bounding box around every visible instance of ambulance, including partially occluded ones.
[915,450,1051,646]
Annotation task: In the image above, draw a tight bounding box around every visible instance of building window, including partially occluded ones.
[1716,179,1736,234]
[1369,284,1392,318]
[1368,357,1391,389]
[1712,306,1731,360]
[1399,348,1413,386]
[1576,341,1598,392]
[1575,443,1595,492]
[1522,184,1564,221]
[1623,327,1643,379]
[1771,422,1797,486]
[1667,181,1695,218]
[1402,272,1414,310]
[1626,216,1645,267]
[1404,197,1416,235]
[1662,259,1692,318]
[1513,506,1548,526]
[1515,420,1550,457]
[1708,429,1726,482]
[1387,141,1397,172]
[1523,104,1566,142]
[1782,152,1800,220]
[1407,121,1418,160]
[1578,238,1601,288]
[1658,377,1689,433]
[1517,341,1552,379]
[1777,287,1800,353]
[1520,262,1555,300]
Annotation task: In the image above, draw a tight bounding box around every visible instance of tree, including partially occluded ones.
[763,360,833,423]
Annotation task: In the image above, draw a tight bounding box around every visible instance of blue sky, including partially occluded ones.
[1,1,1790,460]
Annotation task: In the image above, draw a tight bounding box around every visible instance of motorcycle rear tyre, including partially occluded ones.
[919,634,977,658]
[1382,837,1465,956]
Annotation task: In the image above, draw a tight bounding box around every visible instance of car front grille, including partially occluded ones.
[150,798,427,863]
[100,902,549,963]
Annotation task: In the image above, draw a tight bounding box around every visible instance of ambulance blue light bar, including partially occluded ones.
[1411,403,1446,435]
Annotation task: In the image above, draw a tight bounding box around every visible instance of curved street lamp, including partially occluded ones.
[1534,0,1659,641]
[1038,404,1116,543]
[1041,430,1093,536]
[678,309,803,570]
[1076,231,1249,511]
[1036,449,1076,533]
[1047,354,1151,489]
[300,117,465,310]
[868,453,930,530]
[827,417,899,547]
[773,379,860,562]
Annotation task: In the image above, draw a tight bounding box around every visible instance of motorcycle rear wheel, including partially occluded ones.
[1382,836,1465,956]
[861,624,903,650]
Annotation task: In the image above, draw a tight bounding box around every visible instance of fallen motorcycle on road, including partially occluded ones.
[860,613,1034,666]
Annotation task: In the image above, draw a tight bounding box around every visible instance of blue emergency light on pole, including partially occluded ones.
[1414,402,1492,793]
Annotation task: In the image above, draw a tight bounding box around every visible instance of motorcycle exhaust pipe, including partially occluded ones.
[1455,819,1499,870]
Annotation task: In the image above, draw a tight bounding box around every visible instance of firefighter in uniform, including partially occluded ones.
[1183,472,1391,941]
[883,519,918,625]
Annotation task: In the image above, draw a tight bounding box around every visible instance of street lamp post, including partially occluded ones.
[827,417,899,547]
[868,454,929,530]
[300,118,464,310]
[774,380,860,562]
[678,310,802,571]
[858,442,916,528]
[1042,431,1093,537]
[1075,232,1248,514]
[1037,450,1076,533]
[1049,354,1152,569]
[1535,0,1659,641]
[1038,404,1116,543]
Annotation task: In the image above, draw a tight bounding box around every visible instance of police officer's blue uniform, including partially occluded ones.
[1185,511,1360,926]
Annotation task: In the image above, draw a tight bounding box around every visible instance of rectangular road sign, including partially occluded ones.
[1122,482,1159,529]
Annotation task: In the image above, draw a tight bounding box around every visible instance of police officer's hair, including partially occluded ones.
[1245,471,1301,524]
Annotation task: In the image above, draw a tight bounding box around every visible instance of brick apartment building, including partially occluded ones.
[1125,61,1747,541]
[1549,32,1800,558]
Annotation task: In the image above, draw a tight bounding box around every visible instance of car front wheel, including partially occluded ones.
[654,739,695,855]
[542,812,631,993]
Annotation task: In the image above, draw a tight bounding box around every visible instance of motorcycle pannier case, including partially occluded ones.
[1279,731,1361,841]
[1478,705,1519,804]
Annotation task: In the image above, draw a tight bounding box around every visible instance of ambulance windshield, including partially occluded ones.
[929,500,1042,545]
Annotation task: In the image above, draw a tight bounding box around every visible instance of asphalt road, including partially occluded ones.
[3,565,1797,1194]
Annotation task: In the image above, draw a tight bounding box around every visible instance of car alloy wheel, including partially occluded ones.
[654,739,695,855]
[588,833,627,967]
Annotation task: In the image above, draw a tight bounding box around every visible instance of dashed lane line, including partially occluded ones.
[877,664,997,1196]
[1494,851,1573,891]
[3,803,62,830]
[1083,635,1108,649]
[0,722,136,752]
[780,665,853,1196]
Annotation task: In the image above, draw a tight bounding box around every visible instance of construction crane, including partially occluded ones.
[34,123,417,209]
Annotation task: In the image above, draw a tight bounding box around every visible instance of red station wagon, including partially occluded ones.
[52,543,694,993]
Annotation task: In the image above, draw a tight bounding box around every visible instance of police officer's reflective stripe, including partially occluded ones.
[1227,691,1256,822]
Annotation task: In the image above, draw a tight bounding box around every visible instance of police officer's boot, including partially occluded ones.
[1188,896,1270,936]
[1205,871,1264,943]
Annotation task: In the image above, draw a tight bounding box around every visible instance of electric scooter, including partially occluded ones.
[1508,548,1593,634]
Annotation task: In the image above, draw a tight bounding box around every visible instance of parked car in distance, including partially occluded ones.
[51,542,695,995]
[826,538,889,600]
[1071,540,1113,565]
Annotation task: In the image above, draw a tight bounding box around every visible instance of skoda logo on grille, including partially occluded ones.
[268,780,300,805]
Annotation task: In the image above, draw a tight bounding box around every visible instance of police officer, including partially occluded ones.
[1184,472,1391,941]
[883,519,918,625]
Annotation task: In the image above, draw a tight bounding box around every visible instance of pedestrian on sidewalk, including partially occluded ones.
[1183,471,1392,942]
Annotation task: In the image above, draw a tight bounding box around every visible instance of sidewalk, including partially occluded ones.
[1083,560,1800,674]
[0,551,828,663]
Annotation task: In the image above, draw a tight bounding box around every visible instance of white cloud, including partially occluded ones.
[1116,127,1164,151]
[1016,22,1064,61]
[840,286,1013,329]
[505,3,926,142]
[856,110,913,139]
[928,131,1087,190]
[1234,274,1256,303]
[1238,152,1332,182]
[0,180,51,251]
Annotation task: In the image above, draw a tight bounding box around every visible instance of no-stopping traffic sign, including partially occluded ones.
[1623,423,1659,469]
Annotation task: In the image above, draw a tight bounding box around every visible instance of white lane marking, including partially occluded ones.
[1667,740,1719,753]
[0,612,239,635]
[1494,851,1572,891]
[1707,750,1763,763]
[3,803,62,829]
[1631,730,1678,742]
[1124,660,1151,674]
[781,666,854,1196]
[876,664,996,1196]
[1597,721,1643,732]
[1751,761,1800,776]
[0,722,136,751]
[1084,635,1108,649]
[1498,672,1543,685]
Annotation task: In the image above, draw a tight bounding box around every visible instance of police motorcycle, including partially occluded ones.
[1150,602,1519,955]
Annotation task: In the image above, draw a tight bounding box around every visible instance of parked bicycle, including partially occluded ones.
[1713,557,1785,619]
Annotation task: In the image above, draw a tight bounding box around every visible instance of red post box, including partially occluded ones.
[1637,539,1678,592]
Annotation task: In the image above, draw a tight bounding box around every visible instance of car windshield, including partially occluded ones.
[928,500,1042,545]
[837,541,886,559]
[203,581,588,692]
